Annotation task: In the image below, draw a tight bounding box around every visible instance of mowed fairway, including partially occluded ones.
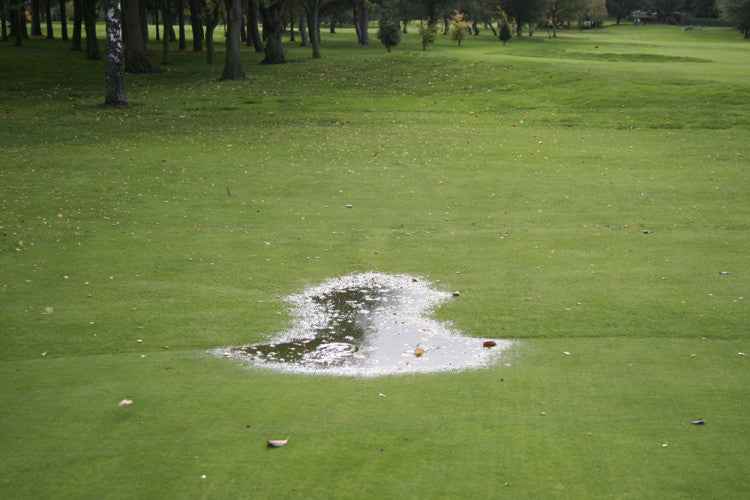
[1,23,748,497]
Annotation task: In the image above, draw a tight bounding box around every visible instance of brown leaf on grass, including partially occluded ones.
[482,341,497,348]
[413,348,425,357]
[267,438,289,448]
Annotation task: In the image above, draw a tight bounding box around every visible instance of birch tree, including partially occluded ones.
[105,0,128,105]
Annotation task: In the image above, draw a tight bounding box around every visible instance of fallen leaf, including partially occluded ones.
[267,438,288,448]
[413,348,425,357]
[691,419,706,425]
[118,399,133,406]
[482,341,497,348]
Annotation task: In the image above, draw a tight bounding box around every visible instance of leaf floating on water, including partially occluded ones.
[267,438,289,448]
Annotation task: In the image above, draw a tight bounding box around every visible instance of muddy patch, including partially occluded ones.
[216,273,511,377]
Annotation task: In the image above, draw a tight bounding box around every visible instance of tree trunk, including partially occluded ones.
[70,0,83,50]
[31,0,42,36]
[355,0,368,45]
[1,7,7,42]
[44,0,53,38]
[259,0,285,65]
[204,0,219,64]
[139,0,148,42]
[123,0,159,72]
[13,5,24,45]
[246,0,263,51]
[176,0,186,49]
[288,11,295,42]
[220,0,245,78]
[189,0,203,51]
[105,0,127,106]
[298,11,309,47]
[304,2,320,58]
[59,0,69,41]
[160,2,170,64]
[154,12,160,40]
[330,18,335,33]
[83,0,101,60]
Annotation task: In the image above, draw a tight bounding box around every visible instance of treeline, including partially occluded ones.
[2,0,747,57]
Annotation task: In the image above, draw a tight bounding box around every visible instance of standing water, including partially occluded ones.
[216,273,511,377]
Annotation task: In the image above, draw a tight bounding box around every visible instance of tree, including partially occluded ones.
[202,0,221,64]
[299,0,323,58]
[44,0,53,38]
[189,0,204,50]
[499,19,511,44]
[652,0,681,23]
[718,0,750,37]
[351,0,369,45]
[123,0,159,72]
[31,0,42,36]
[59,0,69,41]
[70,0,83,50]
[220,0,246,77]
[175,0,186,49]
[417,20,437,50]
[105,0,128,105]
[246,0,264,52]
[545,0,580,37]
[449,9,468,46]
[160,0,172,64]
[605,0,647,24]
[259,0,287,64]
[578,0,607,28]
[377,2,402,52]
[83,0,101,59]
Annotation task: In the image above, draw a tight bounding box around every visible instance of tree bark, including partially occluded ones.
[59,0,69,41]
[354,0,368,45]
[176,0,186,49]
[204,0,220,64]
[1,7,7,42]
[160,1,171,64]
[298,11,309,47]
[303,1,321,58]
[246,0,263,51]
[123,0,159,72]
[189,0,204,51]
[83,0,101,59]
[70,0,83,50]
[139,0,148,42]
[44,0,53,38]
[259,0,286,64]
[12,3,24,46]
[219,0,245,78]
[31,0,42,36]
[105,0,127,106]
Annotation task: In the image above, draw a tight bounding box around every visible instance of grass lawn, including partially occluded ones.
[1,22,749,497]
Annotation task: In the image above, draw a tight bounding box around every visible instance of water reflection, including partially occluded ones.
[218,273,510,377]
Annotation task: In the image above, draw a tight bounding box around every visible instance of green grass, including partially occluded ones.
[1,23,749,497]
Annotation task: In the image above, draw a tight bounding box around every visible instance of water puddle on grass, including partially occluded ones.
[216,273,511,377]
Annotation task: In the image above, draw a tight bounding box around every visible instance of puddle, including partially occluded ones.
[216,273,511,377]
